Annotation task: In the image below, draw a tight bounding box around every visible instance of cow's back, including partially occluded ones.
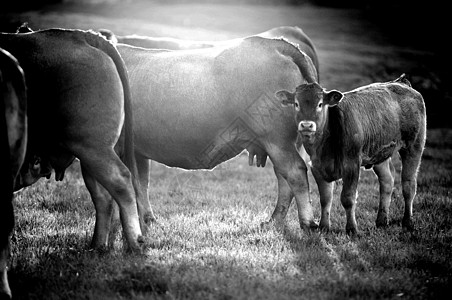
[387,82,426,142]
[256,26,319,73]
[0,30,126,167]
[337,80,426,166]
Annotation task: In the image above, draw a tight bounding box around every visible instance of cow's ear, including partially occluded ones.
[324,90,343,107]
[275,90,295,107]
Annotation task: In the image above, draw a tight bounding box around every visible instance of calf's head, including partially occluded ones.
[276,82,343,143]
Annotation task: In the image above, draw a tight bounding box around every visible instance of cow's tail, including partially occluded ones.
[275,37,319,84]
[393,73,412,87]
[84,31,139,188]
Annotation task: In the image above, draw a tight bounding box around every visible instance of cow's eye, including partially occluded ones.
[318,102,323,108]
[294,100,300,111]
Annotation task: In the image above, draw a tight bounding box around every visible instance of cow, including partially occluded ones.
[98,26,317,169]
[0,48,27,299]
[112,35,320,234]
[98,26,319,73]
[275,74,426,234]
[0,28,145,254]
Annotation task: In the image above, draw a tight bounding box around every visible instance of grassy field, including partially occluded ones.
[2,1,452,299]
[9,128,452,299]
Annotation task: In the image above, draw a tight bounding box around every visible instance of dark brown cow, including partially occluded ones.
[276,74,426,234]
[0,48,27,299]
[0,29,144,254]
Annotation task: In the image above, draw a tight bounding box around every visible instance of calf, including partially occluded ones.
[276,75,426,234]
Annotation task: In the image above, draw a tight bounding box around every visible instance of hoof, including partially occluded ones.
[89,244,110,255]
[345,227,358,237]
[299,221,318,231]
[402,218,415,231]
[126,236,145,254]
[376,210,389,228]
[0,291,12,300]
[260,221,271,230]
[309,221,319,230]
[319,223,330,233]
[0,275,12,300]
[144,212,158,225]
[260,220,279,230]
[376,215,389,228]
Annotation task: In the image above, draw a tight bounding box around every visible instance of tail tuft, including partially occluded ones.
[393,73,412,87]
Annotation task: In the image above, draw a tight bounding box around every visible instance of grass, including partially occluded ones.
[8,128,452,300]
[2,2,451,299]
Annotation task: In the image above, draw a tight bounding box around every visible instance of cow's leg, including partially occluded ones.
[399,145,424,230]
[136,154,157,230]
[79,150,143,252]
[373,158,395,227]
[265,170,293,226]
[268,147,316,230]
[0,128,13,299]
[0,200,13,299]
[81,164,114,250]
[341,164,360,235]
[312,167,334,231]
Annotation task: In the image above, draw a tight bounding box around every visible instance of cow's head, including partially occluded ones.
[276,82,343,144]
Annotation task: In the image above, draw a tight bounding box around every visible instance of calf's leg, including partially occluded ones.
[312,167,334,231]
[341,164,360,235]
[399,145,424,230]
[373,158,395,227]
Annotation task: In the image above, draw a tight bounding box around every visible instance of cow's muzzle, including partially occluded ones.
[298,121,316,134]
[298,121,317,143]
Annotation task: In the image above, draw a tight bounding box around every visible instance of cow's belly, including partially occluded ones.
[135,134,248,170]
[361,140,401,168]
[133,111,263,170]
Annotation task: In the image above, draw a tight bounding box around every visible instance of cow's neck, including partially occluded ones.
[307,107,345,181]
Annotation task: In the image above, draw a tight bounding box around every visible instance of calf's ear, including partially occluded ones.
[275,90,295,107]
[324,90,343,107]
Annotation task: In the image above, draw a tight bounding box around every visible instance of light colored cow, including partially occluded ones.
[97,26,317,227]
[276,74,426,234]
[117,35,319,233]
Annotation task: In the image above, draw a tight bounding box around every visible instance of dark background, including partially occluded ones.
[1,0,450,128]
